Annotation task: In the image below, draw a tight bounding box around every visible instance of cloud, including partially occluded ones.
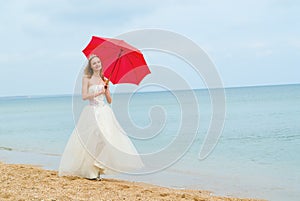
[288,38,300,49]
[245,42,267,49]
[0,0,299,96]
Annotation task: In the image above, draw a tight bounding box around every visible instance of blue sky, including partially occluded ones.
[0,0,299,96]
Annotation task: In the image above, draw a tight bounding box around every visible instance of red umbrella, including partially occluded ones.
[82,36,151,85]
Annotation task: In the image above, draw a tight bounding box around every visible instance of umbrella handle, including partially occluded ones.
[104,79,109,89]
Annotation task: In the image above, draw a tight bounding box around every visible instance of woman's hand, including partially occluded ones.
[104,83,109,93]
[93,86,105,98]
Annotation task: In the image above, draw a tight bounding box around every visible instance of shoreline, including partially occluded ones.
[0,162,265,201]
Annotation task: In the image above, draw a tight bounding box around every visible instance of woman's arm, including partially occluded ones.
[104,83,112,104]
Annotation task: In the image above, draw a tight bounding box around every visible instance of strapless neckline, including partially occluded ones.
[89,84,104,89]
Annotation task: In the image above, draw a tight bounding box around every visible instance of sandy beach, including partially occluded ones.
[0,162,265,201]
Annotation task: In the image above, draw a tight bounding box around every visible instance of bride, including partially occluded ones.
[58,54,144,180]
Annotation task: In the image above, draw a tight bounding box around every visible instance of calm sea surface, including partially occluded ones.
[0,84,299,201]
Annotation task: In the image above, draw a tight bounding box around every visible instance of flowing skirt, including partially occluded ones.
[58,104,144,179]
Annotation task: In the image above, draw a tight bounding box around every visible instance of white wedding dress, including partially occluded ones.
[59,84,144,179]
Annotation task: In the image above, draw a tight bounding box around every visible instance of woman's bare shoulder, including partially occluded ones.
[82,75,91,86]
[82,75,90,80]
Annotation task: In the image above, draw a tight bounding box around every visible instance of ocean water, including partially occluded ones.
[0,84,299,201]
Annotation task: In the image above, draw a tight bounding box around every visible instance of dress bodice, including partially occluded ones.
[89,84,105,106]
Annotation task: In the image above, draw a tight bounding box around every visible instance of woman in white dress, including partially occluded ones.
[58,54,144,180]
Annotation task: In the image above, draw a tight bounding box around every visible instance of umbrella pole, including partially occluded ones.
[107,49,123,84]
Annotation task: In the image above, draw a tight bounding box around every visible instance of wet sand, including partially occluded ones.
[0,162,265,201]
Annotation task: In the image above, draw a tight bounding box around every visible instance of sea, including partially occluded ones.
[0,84,299,201]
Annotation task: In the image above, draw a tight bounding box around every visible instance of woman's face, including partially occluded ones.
[90,57,102,72]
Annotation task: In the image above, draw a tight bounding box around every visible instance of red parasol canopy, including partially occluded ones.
[82,36,150,85]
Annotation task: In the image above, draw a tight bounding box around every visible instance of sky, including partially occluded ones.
[0,0,299,96]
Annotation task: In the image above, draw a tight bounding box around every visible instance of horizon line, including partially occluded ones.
[0,82,299,99]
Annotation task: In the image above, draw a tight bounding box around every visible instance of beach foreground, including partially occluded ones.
[0,162,265,201]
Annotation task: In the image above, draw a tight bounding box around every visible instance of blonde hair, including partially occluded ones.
[84,54,104,80]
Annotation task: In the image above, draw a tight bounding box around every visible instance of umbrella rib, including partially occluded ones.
[108,49,123,81]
